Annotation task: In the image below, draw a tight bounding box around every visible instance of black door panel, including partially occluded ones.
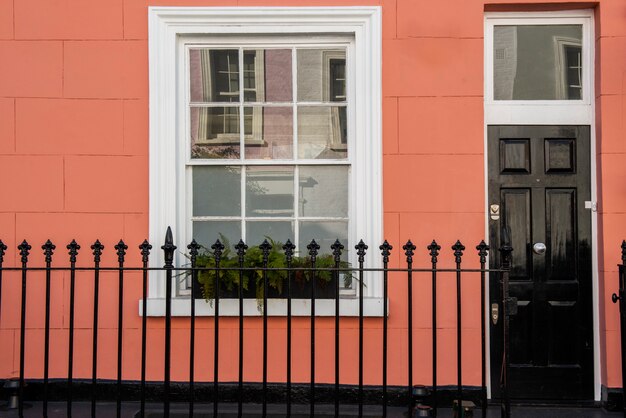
[488,125,593,401]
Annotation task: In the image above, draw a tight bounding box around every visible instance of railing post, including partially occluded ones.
[212,239,224,418]
[499,233,513,418]
[612,240,626,418]
[331,239,344,418]
[42,240,56,418]
[66,239,80,418]
[114,240,127,418]
[18,240,31,418]
[161,227,176,418]
[380,240,392,418]
[91,240,103,418]
[452,240,466,418]
[187,239,199,418]
[476,240,490,418]
[139,239,152,418]
[355,240,368,417]
[428,239,441,416]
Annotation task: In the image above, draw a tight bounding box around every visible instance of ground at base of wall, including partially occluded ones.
[1,402,623,418]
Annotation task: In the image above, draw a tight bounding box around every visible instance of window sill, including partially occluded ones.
[140,297,385,317]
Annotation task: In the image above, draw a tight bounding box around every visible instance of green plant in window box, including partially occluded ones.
[191,236,354,310]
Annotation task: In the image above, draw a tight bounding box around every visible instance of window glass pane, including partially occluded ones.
[193,220,242,249]
[190,49,240,103]
[243,107,293,160]
[193,166,241,216]
[246,221,294,247]
[493,25,583,100]
[299,221,348,256]
[190,107,241,159]
[298,106,347,159]
[246,166,294,217]
[299,166,348,218]
[244,49,293,103]
[297,49,346,102]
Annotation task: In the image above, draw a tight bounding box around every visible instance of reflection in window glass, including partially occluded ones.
[299,166,348,217]
[246,166,294,218]
[190,49,240,103]
[298,106,347,159]
[244,107,293,160]
[493,25,582,100]
[297,49,346,102]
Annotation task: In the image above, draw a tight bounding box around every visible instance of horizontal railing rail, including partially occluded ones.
[0,228,513,418]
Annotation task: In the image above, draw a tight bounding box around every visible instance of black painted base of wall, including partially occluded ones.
[3,379,484,409]
[601,385,624,412]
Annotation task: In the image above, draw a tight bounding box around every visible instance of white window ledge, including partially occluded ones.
[140,297,385,317]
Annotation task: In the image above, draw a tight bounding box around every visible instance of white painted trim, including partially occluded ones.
[141,297,385,317]
[148,7,383,307]
[483,9,599,400]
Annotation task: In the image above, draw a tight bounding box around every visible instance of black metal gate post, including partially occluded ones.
[499,232,513,418]
[612,241,626,418]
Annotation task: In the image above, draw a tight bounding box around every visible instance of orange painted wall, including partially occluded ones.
[0,0,625,394]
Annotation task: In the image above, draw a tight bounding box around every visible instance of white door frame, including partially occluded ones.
[483,9,599,400]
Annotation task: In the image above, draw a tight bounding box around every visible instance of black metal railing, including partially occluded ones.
[612,241,626,418]
[0,228,514,418]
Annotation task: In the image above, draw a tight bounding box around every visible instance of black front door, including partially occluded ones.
[488,125,593,400]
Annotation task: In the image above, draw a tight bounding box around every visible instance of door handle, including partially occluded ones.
[533,242,546,255]
[491,303,499,325]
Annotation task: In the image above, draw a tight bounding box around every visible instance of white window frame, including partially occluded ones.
[146,6,383,317]
[483,9,599,400]
[484,10,594,125]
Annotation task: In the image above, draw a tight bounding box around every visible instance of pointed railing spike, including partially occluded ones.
[0,240,7,264]
[331,239,344,263]
[282,240,295,263]
[91,240,104,263]
[621,240,626,265]
[427,240,441,264]
[115,240,128,263]
[307,239,320,262]
[187,239,200,265]
[18,240,32,264]
[66,240,80,263]
[476,240,490,264]
[355,240,368,263]
[452,240,465,263]
[42,240,56,263]
[212,239,225,264]
[403,240,416,264]
[379,240,393,263]
[235,240,248,263]
[161,227,176,267]
[139,240,152,263]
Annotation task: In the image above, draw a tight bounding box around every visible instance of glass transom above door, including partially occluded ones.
[493,25,583,100]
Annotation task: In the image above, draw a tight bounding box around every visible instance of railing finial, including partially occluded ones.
[427,240,441,264]
[355,240,368,263]
[331,239,344,263]
[282,239,295,264]
[379,240,392,264]
[18,240,32,264]
[476,240,489,264]
[42,240,56,264]
[139,240,152,263]
[161,226,176,267]
[403,240,416,264]
[66,240,80,264]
